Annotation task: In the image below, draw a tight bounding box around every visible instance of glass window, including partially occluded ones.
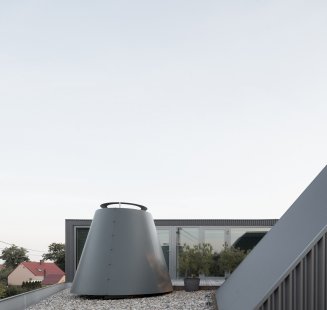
[204,229,225,253]
[76,228,89,269]
[204,229,225,277]
[157,229,170,270]
[231,227,270,252]
[177,227,200,247]
[176,227,200,278]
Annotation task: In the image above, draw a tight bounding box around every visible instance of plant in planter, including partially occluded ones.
[178,243,213,291]
[209,252,224,277]
[217,243,248,278]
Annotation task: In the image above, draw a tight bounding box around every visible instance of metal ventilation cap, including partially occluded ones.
[100,202,147,211]
[71,201,172,296]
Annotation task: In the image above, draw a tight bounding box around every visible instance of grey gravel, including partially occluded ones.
[27,289,217,310]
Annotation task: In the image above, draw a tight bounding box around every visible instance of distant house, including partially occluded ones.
[8,261,65,286]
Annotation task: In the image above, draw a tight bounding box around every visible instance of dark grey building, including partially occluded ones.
[66,218,277,282]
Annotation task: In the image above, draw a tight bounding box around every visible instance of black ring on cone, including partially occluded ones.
[100,202,147,211]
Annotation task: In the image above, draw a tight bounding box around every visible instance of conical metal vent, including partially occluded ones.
[71,202,173,296]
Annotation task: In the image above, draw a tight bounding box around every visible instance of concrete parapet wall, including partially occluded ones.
[0,283,71,310]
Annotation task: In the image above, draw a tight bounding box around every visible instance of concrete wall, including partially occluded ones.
[0,283,71,310]
[58,275,65,284]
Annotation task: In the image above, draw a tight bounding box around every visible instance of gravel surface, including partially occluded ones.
[27,289,217,310]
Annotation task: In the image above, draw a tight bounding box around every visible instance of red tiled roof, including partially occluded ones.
[21,261,65,277]
[42,274,64,285]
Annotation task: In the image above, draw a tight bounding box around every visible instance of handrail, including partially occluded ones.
[100,202,147,211]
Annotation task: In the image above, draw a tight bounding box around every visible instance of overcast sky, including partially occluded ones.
[1,0,326,261]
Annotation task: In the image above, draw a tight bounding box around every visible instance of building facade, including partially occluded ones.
[8,261,65,286]
[65,218,277,282]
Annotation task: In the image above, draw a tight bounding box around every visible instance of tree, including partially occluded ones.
[42,243,65,271]
[0,245,29,269]
[0,267,13,285]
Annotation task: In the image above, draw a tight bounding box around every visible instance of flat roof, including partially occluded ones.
[66,218,278,227]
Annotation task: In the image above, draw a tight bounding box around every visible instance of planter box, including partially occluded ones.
[184,277,200,292]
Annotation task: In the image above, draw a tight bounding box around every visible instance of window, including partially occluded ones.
[157,229,170,269]
[176,227,200,278]
[230,227,270,252]
[204,229,225,277]
[75,227,89,269]
[204,229,225,253]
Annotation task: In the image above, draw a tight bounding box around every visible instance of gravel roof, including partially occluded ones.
[27,288,217,310]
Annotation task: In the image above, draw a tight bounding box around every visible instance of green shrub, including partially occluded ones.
[209,252,224,277]
[178,243,213,277]
[5,286,27,297]
[0,283,6,299]
[0,267,13,286]
[22,281,42,290]
[31,281,40,289]
[218,243,248,274]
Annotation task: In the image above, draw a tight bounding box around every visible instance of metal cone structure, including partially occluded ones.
[71,202,173,296]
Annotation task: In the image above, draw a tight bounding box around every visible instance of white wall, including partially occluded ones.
[8,264,43,286]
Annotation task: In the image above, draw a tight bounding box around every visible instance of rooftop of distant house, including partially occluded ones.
[21,261,65,277]
[8,261,65,286]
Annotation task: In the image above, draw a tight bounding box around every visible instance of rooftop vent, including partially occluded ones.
[71,202,173,297]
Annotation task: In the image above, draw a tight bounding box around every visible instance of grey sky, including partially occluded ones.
[1,0,327,260]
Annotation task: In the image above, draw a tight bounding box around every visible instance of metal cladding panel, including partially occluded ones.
[258,231,327,310]
[71,207,173,296]
[216,166,327,310]
[154,219,277,227]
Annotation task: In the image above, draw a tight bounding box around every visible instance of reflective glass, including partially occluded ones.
[177,227,200,247]
[176,227,200,278]
[76,228,89,269]
[204,229,225,253]
[157,229,170,269]
[204,229,225,277]
[231,227,270,251]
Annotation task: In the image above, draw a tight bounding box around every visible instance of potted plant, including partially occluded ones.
[178,243,213,291]
[218,243,248,278]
